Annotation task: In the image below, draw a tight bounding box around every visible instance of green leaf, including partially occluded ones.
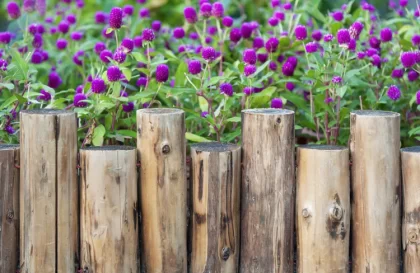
[198,96,208,112]
[9,49,29,80]
[0,96,18,110]
[186,132,211,143]
[306,4,326,23]
[112,82,122,97]
[251,86,277,107]
[281,91,310,112]
[279,36,291,48]
[117,130,137,138]
[175,62,188,87]
[337,86,348,97]
[92,125,106,146]
[0,83,14,90]
[226,117,241,123]
[121,68,132,81]
[106,28,114,34]
[132,52,147,63]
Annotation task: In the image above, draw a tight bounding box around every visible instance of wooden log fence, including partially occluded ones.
[3,108,420,272]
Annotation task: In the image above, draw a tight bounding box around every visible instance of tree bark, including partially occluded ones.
[20,109,78,273]
[0,145,19,273]
[296,145,350,273]
[190,143,241,273]
[350,110,401,273]
[80,146,139,273]
[137,108,187,273]
[240,109,295,273]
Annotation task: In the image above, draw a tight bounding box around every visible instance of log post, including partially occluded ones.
[80,146,139,273]
[296,145,350,273]
[0,145,19,273]
[137,108,187,273]
[402,147,420,272]
[240,109,295,273]
[20,109,78,273]
[350,110,401,273]
[190,143,241,273]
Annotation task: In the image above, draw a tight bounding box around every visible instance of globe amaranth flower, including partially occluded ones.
[239,23,252,39]
[200,3,212,18]
[265,37,279,53]
[312,30,322,41]
[243,49,257,65]
[274,11,285,21]
[331,11,344,21]
[184,6,198,24]
[369,36,381,49]
[92,78,106,93]
[416,91,420,105]
[230,28,242,43]
[151,20,161,32]
[95,11,108,24]
[48,71,62,89]
[380,28,393,42]
[23,0,35,12]
[412,35,420,46]
[282,62,295,77]
[202,46,216,61]
[243,87,254,95]
[110,7,123,29]
[252,37,264,49]
[257,53,268,63]
[58,21,70,34]
[408,70,419,82]
[107,66,121,82]
[401,51,417,68]
[92,42,105,55]
[286,82,295,91]
[70,31,83,41]
[337,29,351,44]
[136,77,148,87]
[283,2,292,10]
[38,89,51,101]
[400,0,408,7]
[269,61,278,71]
[349,21,364,39]
[323,34,334,42]
[188,60,202,75]
[331,76,343,84]
[371,54,381,68]
[67,14,77,24]
[387,85,401,100]
[118,38,133,53]
[0,59,8,71]
[268,17,279,27]
[74,93,88,107]
[244,64,257,77]
[0,32,12,44]
[348,39,356,51]
[271,98,283,108]
[123,5,134,16]
[220,83,233,96]
[32,33,43,48]
[139,8,150,18]
[142,28,155,42]
[207,26,217,36]
[4,125,15,135]
[133,36,143,48]
[212,2,224,18]
[173,27,185,39]
[295,25,307,41]
[305,42,318,53]
[31,50,44,64]
[155,64,169,82]
[99,50,112,63]
[222,16,233,27]
[7,2,21,19]
[205,36,212,44]
[122,102,134,112]
[391,69,404,78]
[325,97,333,104]
[73,51,84,66]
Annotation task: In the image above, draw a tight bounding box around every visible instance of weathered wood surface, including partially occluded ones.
[350,110,401,273]
[240,109,295,273]
[296,145,350,273]
[190,143,241,273]
[20,109,78,273]
[402,147,420,273]
[0,145,19,273]
[80,146,139,273]
[137,108,187,273]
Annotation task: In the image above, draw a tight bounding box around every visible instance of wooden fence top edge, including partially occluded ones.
[298,144,348,151]
[81,145,136,151]
[137,108,184,115]
[351,110,400,117]
[0,144,19,150]
[401,146,420,153]
[190,142,240,153]
[20,109,74,115]
[242,108,295,115]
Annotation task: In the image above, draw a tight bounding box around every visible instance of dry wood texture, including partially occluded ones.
[296,145,350,273]
[137,108,187,273]
[350,110,401,273]
[240,109,295,273]
[190,143,241,273]
[0,145,19,273]
[402,147,420,272]
[20,109,78,273]
[80,146,139,273]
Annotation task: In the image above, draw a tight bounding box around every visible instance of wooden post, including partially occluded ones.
[20,109,78,273]
[240,109,295,273]
[0,145,19,273]
[350,110,401,273]
[296,145,350,273]
[190,143,241,273]
[137,108,187,273]
[402,147,420,272]
[80,146,139,273]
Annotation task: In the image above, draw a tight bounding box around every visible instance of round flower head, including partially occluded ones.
[113,51,126,63]
[123,5,134,16]
[271,98,283,109]
[283,2,292,10]
[205,36,212,44]
[200,3,212,18]
[73,51,84,66]
[408,70,419,82]
[269,61,278,71]
[366,48,378,57]
[387,85,401,100]
[331,11,344,21]
[230,28,242,43]
[252,37,264,49]
[137,77,148,87]
[142,28,155,42]
[4,125,15,135]
[286,82,295,91]
[349,21,364,39]
[0,59,8,71]
[312,30,322,41]
[244,64,257,77]
[331,76,343,84]
[417,91,420,104]
[400,0,408,7]
[268,17,279,27]
[122,102,134,113]
[275,11,285,21]
[151,21,161,32]
[265,37,279,53]
[48,71,62,88]
[23,0,35,12]
[188,60,202,74]
[7,2,21,19]
[110,7,123,29]
[178,45,186,53]
[305,42,317,53]
[139,8,150,18]
[134,36,143,47]
[282,61,295,77]
[401,51,416,68]
[119,38,133,53]
[38,89,51,101]
[380,28,393,42]
[107,66,121,82]
[32,34,43,48]
[257,53,268,63]
[348,39,356,51]
[391,69,404,78]
[202,46,216,61]
[295,25,308,41]
[100,50,113,63]
[184,7,198,24]
[369,36,381,49]
[190,32,199,40]
[220,83,233,96]
[222,16,233,27]
[67,14,77,24]
[155,64,169,82]
[40,50,49,61]
[74,93,87,107]
[241,23,253,39]
[58,21,70,34]
[173,27,185,39]
[212,2,224,18]
[31,51,43,64]
[200,111,209,118]
[92,78,106,93]
[324,34,334,42]
[243,87,254,95]
[412,35,420,47]
[371,54,381,68]
[336,29,350,44]
[207,26,217,36]
[95,11,108,24]
[102,27,113,39]
[243,49,257,65]
[71,31,83,41]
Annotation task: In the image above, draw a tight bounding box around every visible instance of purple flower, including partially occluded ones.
[295,25,307,41]
[417,91,420,104]
[400,0,408,7]
[95,11,108,24]
[348,39,356,51]
[190,32,199,40]
[412,35,420,46]
[312,30,322,41]
[201,111,209,117]
[220,83,233,96]
[38,89,51,101]
[134,36,143,48]
[0,59,8,71]
[268,17,279,27]
[23,0,35,12]
[212,2,224,18]
[265,37,279,53]
[75,85,83,93]
[31,51,43,64]
[7,2,21,19]
[137,77,148,87]
[58,21,70,34]
[336,29,350,44]
[282,62,295,76]
[243,87,254,95]
[74,93,88,107]
[32,34,43,48]
[271,98,283,108]
[283,2,292,10]
[275,11,285,21]
[331,76,343,84]
[4,125,15,135]
[408,70,419,82]
[324,34,334,42]
[0,32,12,44]
[305,42,318,53]
[48,71,62,89]
[371,54,381,68]
[200,3,212,18]
[139,8,150,18]
[331,11,344,21]
[286,82,295,91]
[202,46,216,61]
[92,78,106,93]
[222,16,233,27]
[241,23,253,39]
[269,61,278,71]
[244,64,257,77]
[257,53,268,63]
[380,28,393,42]
[123,5,134,16]
[325,97,333,104]
[110,7,123,29]
[243,49,257,65]
[188,60,202,75]
[107,66,121,82]
[173,27,185,39]
[369,36,381,49]
[121,38,134,53]
[387,85,401,100]
[349,21,364,39]
[100,50,113,63]
[151,21,161,32]
[252,37,264,50]
[122,102,134,112]
[113,51,126,63]
[155,64,169,82]
[67,14,77,24]
[70,31,83,41]
[142,28,155,42]
[401,51,416,68]
[184,7,198,24]
[230,28,242,43]
[391,69,404,78]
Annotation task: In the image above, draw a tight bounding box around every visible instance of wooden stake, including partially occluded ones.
[350,110,401,273]
[402,147,420,272]
[240,109,295,273]
[20,109,78,273]
[190,143,241,273]
[137,108,187,273]
[80,146,139,273]
[0,145,19,273]
[296,145,350,273]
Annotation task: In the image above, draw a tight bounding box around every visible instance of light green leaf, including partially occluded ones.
[0,83,14,90]
[92,125,106,146]
[186,132,211,143]
[226,117,241,123]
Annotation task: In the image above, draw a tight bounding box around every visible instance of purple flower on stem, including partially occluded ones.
[67,14,77,24]
[269,61,278,71]
[4,125,15,135]
[202,46,216,61]
[200,3,212,18]
[387,85,401,100]
[92,78,106,93]
[222,16,233,27]
[23,0,35,12]
[230,28,242,43]
[253,37,264,49]
[70,31,83,41]
[122,102,134,112]
[137,77,148,87]
[337,29,350,44]
[241,23,253,39]
[173,27,185,39]
[257,53,268,63]
[48,71,62,88]
[57,38,68,50]
[95,12,108,24]
[109,7,123,29]
[201,111,209,117]
[391,69,404,78]
[331,76,343,84]
[212,2,224,18]
[7,2,21,19]
[134,36,143,47]
[188,60,202,74]
[155,64,169,82]
[286,82,295,91]
[268,17,279,27]
[412,35,420,46]
[323,34,334,42]
[401,52,416,68]
[32,34,43,48]
[331,11,344,21]
[282,62,295,76]
[0,32,12,44]
[295,25,307,41]
[244,64,257,77]
[123,5,134,16]
[243,87,254,95]
[400,0,408,7]
[305,42,318,53]
[220,83,233,96]
[380,28,393,42]
[265,37,279,53]
[184,7,198,24]
[271,98,283,108]
[142,28,155,42]
[416,91,420,105]
[139,8,150,18]
[58,21,70,34]
[107,66,121,82]
[369,36,381,49]
[120,38,133,53]
[113,51,126,63]
[38,89,51,101]
[31,51,43,64]
[74,93,88,107]
[408,70,419,82]
[349,21,364,39]
[312,30,322,41]
[243,49,257,65]
[100,50,113,63]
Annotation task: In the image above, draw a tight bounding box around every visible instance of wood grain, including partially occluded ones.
[402,147,420,273]
[0,145,19,273]
[80,146,139,273]
[296,145,350,273]
[137,108,187,273]
[240,109,295,273]
[20,109,78,273]
[190,143,241,273]
[350,110,401,273]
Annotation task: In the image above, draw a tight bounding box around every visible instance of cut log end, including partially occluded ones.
[20,109,73,115]
[0,144,19,150]
[242,108,294,116]
[81,145,136,151]
[351,110,400,117]
[401,146,420,153]
[137,108,184,115]
[191,142,240,153]
[298,145,347,151]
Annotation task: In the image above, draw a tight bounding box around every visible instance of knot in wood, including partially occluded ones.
[6,209,14,221]
[162,144,171,154]
[408,230,419,243]
[329,204,343,222]
[221,247,231,261]
[302,208,310,218]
